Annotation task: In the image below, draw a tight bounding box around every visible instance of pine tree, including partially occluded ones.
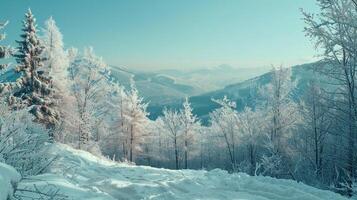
[12,9,59,130]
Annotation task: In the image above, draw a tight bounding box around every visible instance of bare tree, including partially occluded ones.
[303,0,357,195]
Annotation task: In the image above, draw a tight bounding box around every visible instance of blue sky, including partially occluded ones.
[1,0,319,70]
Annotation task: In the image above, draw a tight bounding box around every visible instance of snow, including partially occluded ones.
[0,162,21,200]
[17,144,348,200]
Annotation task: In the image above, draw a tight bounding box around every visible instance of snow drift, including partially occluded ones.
[16,144,347,200]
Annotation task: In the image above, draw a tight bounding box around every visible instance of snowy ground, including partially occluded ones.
[15,144,348,200]
[0,162,21,200]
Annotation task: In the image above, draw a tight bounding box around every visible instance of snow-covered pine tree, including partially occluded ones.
[12,9,59,131]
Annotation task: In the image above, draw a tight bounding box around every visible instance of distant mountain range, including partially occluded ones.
[146,63,318,123]
[109,64,270,106]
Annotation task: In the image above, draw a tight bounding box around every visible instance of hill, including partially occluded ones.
[8,143,348,200]
[148,63,317,122]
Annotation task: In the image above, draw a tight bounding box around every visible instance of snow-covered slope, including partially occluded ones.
[0,162,21,200]
[18,144,347,200]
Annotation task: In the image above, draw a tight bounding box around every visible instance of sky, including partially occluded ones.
[1,0,319,70]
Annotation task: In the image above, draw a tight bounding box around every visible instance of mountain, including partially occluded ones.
[109,66,201,105]
[110,65,270,111]
[148,63,317,122]
[5,143,347,200]
[155,64,270,92]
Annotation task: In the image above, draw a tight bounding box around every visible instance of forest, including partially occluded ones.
[0,0,357,199]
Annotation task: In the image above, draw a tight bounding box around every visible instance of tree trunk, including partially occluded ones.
[130,124,134,162]
[184,138,188,169]
[174,136,179,170]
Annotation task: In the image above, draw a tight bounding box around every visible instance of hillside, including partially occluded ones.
[9,144,348,200]
[148,63,317,122]
[109,66,201,105]
[110,65,270,106]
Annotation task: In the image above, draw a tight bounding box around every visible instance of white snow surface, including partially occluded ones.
[17,144,348,200]
[0,162,21,200]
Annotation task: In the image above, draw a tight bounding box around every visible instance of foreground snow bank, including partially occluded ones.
[0,162,21,200]
[18,144,347,200]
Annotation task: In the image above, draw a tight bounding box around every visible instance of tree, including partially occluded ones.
[41,17,69,97]
[301,80,332,180]
[124,81,150,162]
[302,0,357,195]
[12,9,59,131]
[41,17,71,141]
[179,97,200,169]
[259,66,300,178]
[160,108,182,169]
[101,82,128,160]
[0,21,16,95]
[0,21,12,71]
[0,101,51,176]
[237,107,265,175]
[210,96,239,171]
[68,47,110,150]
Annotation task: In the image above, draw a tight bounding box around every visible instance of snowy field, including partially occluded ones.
[4,144,346,200]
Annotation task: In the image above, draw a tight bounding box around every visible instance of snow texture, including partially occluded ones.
[16,144,348,200]
[0,162,21,200]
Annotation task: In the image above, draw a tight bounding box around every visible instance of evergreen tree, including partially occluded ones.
[12,9,59,130]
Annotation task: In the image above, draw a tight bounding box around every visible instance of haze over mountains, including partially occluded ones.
[109,64,269,103]
[109,63,316,121]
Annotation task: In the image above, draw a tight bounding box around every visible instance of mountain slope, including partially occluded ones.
[155,65,270,92]
[148,63,317,122]
[16,144,348,200]
[110,66,201,104]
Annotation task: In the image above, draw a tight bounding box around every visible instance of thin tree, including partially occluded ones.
[179,97,200,169]
[161,108,182,169]
[303,0,357,194]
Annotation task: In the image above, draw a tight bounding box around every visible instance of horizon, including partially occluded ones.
[1,0,319,71]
